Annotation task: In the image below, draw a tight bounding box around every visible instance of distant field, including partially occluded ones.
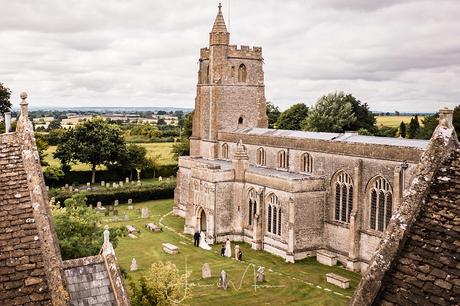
[376,116,424,128]
[43,142,176,170]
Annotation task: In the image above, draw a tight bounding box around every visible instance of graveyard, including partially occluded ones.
[102,198,360,305]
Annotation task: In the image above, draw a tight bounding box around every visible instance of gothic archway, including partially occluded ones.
[198,208,207,232]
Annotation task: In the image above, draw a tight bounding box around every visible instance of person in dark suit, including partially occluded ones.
[193,231,200,247]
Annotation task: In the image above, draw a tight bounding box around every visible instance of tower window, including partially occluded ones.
[238,64,247,82]
[333,171,353,223]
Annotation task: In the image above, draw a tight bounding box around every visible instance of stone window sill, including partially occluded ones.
[326,220,350,229]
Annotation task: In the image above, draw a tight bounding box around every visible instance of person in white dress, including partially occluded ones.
[224,239,231,258]
[199,231,212,250]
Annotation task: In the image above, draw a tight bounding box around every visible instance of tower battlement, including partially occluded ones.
[228,45,262,60]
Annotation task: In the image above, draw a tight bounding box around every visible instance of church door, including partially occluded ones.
[200,209,207,232]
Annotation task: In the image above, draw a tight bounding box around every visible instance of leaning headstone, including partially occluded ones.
[256,266,265,282]
[219,270,228,290]
[127,205,133,210]
[127,198,133,205]
[113,215,118,222]
[101,181,105,187]
[123,213,129,221]
[113,209,119,216]
[114,199,119,206]
[130,258,138,271]
[202,263,211,279]
[141,208,149,218]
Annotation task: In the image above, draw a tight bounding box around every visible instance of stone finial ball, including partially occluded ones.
[20,92,28,99]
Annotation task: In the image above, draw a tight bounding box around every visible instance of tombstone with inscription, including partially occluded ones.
[256,266,265,282]
[130,258,138,271]
[114,199,119,206]
[202,263,211,279]
[141,207,149,218]
[219,270,228,290]
[128,198,133,205]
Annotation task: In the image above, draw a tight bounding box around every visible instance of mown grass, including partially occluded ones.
[376,115,424,128]
[43,142,176,170]
[104,199,360,306]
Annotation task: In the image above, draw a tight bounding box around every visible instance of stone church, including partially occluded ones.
[173,4,448,274]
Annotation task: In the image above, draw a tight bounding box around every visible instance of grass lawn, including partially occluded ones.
[103,199,360,305]
[43,142,176,171]
[376,115,424,128]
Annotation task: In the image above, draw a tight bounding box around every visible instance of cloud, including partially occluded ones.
[0,0,459,112]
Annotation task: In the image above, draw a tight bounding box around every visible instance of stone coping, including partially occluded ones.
[63,255,105,269]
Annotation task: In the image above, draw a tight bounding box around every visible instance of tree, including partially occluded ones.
[157,118,167,126]
[54,118,126,183]
[266,101,281,128]
[0,83,12,116]
[47,119,62,131]
[302,92,356,132]
[275,103,309,130]
[171,140,190,161]
[35,133,49,166]
[52,193,124,260]
[415,114,438,140]
[43,166,64,187]
[454,106,460,141]
[399,121,407,138]
[182,111,193,139]
[117,144,148,180]
[342,94,376,131]
[129,261,191,306]
[407,116,420,139]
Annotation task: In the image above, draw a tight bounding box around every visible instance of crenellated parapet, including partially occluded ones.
[200,47,210,60]
[228,45,263,60]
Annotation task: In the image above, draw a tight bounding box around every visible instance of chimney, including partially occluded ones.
[439,107,453,129]
[4,112,11,133]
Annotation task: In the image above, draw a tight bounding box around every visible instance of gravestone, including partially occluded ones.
[136,180,141,186]
[123,213,129,221]
[128,198,133,205]
[125,177,129,183]
[101,181,105,187]
[325,273,350,289]
[106,182,110,188]
[69,186,73,192]
[127,205,133,210]
[46,186,49,191]
[86,182,90,187]
[130,258,138,271]
[119,181,123,187]
[235,245,240,260]
[146,223,161,232]
[141,208,149,218]
[113,215,118,222]
[112,182,117,188]
[113,209,118,216]
[256,266,265,282]
[162,243,179,254]
[65,184,69,189]
[128,233,138,239]
[202,263,211,279]
[158,176,162,181]
[96,201,105,211]
[126,225,137,233]
[114,199,119,206]
[219,270,228,290]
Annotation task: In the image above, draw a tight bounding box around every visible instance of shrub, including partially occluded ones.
[49,180,176,205]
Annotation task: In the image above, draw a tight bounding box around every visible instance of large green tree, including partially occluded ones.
[266,101,281,128]
[342,94,376,131]
[52,193,123,260]
[54,118,126,183]
[415,114,438,139]
[407,115,420,139]
[0,83,12,116]
[302,92,356,132]
[399,121,407,138]
[116,144,148,181]
[275,103,309,130]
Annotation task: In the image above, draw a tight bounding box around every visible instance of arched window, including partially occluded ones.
[300,153,313,173]
[277,150,287,169]
[333,171,353,223]
[206,65,209,83]
[221,143,229,159]
[238,64,247,82]
[256,147,266,166]
[267,194,281,236]
[369,177,393,232]
[248,189,257,226]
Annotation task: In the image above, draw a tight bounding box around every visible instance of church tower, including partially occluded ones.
[190,3,268,159]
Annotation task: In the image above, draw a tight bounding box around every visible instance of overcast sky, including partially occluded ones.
[1,0,459,112]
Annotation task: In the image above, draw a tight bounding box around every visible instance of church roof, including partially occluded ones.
[211,3,228,33]
[222,127,429,149]
[350,119,460,305]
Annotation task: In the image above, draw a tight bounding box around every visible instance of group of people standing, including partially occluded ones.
[193,231,243,260]
[221,238,243,261]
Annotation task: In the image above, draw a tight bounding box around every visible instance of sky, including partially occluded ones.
[1,0,459,112]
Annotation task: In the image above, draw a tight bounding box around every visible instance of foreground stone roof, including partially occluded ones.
[350,109,459,306]
[0,93,130,306]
